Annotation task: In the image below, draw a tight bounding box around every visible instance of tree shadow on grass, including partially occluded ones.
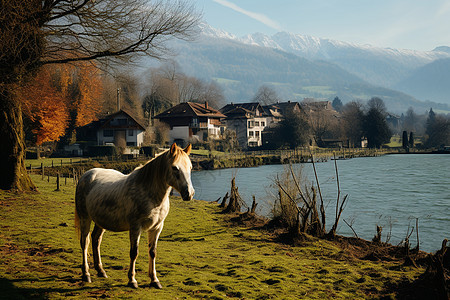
[0,275,98,299]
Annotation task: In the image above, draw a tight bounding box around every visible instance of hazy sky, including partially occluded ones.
[197,0,450,51]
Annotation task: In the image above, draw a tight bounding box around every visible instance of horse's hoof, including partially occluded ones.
[127,281,139,289]
[150,281,163,289]
[97,270,108,278]
[81,274,92,283]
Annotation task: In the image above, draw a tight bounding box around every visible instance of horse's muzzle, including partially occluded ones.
[181,187,195,201]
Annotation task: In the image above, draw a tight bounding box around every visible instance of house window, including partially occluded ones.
[261,121,265,127]
[255,131,260,138]
[103,130,113,137]
[128,130,134,136]
[255,121,259,126]
[248,121,252,128]
[249,131,254,137]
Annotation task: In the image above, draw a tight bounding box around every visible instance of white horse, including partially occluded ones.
[75,143,194,288]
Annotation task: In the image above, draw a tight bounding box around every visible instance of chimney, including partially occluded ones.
[117,88,121,111]
[204,101,208,109]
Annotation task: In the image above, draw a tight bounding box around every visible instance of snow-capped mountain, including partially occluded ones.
[195,23,450,106]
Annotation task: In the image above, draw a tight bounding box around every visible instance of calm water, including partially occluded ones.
[191,154,449,253]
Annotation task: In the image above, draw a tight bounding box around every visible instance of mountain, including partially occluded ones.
[139,23,450,113]
[395,58,450,104]
[237,29,450,90]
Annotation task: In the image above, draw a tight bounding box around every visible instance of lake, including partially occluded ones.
[191,154,449,253]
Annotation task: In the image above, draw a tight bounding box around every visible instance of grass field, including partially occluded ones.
[0,175,424,299]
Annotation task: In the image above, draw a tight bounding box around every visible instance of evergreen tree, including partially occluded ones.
[273,111,310,149]
[409,132,415,148]
[402,131,409,149]
[332,96,343,112]
[364,106,392,148]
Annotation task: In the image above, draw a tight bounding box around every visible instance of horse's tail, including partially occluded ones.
[74,207,81,240]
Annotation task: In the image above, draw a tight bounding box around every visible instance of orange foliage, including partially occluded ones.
[20,67,68,145]
[20,62,103,145]
[70,64,103,127]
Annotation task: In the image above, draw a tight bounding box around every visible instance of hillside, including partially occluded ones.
[395,58,450,104]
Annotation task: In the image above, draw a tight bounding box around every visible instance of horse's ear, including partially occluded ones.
[170,143,177,156]
[184,144,192,155]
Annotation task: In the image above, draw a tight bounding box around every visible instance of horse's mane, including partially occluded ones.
[134,145,187,191]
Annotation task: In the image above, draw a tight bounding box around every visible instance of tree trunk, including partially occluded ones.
[0,85,37,191]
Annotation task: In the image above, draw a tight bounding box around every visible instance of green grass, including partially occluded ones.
[386,136,403,148]
[0,175,423,299]
[25,157,87,169]
[191,149,226,157]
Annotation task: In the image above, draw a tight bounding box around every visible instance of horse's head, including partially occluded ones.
[168,143,195,201]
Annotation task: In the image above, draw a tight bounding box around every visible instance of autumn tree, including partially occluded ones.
[0,0,200,190]
[20,66,69,146]
[57,63,104,144]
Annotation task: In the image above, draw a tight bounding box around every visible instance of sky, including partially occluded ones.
[196,0,450,51]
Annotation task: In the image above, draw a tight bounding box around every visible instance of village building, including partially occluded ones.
[300,99,335,113]
[220,102,267,149]
[77,109,145,147]
[75,109,146,155]
[154,102,225,146]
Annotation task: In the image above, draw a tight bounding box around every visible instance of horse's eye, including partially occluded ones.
[172,166,179,172]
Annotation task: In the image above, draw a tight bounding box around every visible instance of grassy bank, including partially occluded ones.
[0,175,424,299]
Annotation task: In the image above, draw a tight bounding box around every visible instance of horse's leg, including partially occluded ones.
[127,227,141,288]
[80,218,92,283]
[92,224,107,278]
[148,224,164,289]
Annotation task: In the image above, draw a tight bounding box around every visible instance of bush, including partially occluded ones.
[87,145,118,157]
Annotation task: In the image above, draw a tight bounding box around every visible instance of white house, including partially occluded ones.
[77,110,145,148]
[220,102,267,149]
[154,102,226,146]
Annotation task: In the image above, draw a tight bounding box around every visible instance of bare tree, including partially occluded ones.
[0,0,200,190]
[253,85,280,105]
[341,101,364,148]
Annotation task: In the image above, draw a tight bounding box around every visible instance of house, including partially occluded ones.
[77,109,145,148]
[262,101,303,125]
[220,102,268,149]
[154,102,226,146]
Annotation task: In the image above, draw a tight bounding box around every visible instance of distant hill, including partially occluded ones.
[139,23,450,113]
[394,58,450,105]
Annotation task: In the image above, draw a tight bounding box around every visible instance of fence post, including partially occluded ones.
[56,173,60,191]
[41,163,44,180]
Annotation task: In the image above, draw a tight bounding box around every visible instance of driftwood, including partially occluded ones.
[219,192,229,208]
[248,195,258,214]
[224,177,246,213]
